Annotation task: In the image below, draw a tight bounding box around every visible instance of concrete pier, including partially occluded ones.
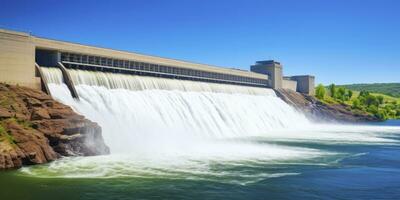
[57,62,79,99]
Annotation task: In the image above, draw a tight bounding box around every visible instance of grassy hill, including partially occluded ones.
[338,83,400,98]
[316,84,400,120]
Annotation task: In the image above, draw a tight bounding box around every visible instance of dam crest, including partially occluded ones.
[0,28,314,98]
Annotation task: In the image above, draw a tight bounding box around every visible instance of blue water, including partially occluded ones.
[0,121,399,200]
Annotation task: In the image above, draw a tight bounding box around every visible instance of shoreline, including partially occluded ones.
[0,83,109,170]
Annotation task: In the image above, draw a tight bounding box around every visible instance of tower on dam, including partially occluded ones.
[251,60,283,89]
[0,28,314,95]
[250,60,315,95]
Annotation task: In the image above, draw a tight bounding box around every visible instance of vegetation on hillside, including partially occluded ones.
[339,83,400,98]
[315,84,400,120]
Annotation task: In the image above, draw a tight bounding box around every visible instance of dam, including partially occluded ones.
[0,28,314,98]
[0,27,318,152]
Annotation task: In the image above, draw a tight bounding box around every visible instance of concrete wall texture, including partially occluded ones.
[250,61,283,89]
[289,75,315,95]
[0,29,39,88]
[282,79,298,91]
[0,28,315,95]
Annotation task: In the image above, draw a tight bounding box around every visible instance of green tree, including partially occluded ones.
[337,87,347,101]
[367,95,379,107]
[360,94,379,107]
[375,110,388,121]
[348,90,353,99]
[359,90,370,97]
[329,84,337,98]
[367,104,378,114]
[315,84,326,100]
[352,99,362,109]
[377,95,384,105]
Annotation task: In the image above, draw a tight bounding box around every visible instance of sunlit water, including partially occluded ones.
[1,68,399,199]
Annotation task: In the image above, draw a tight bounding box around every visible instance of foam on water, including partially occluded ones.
[20,141,322,184]
[25,67,400,184]
[42,68,311,151]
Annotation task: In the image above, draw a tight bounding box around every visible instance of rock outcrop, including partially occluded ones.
[275,89,378,122]
[0,83,109,170]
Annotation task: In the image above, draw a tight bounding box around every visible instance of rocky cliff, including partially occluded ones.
[0,83,109,170]
[275,89,378,122]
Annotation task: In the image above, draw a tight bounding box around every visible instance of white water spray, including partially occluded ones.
[42,68,311,152]
[31,67,399,181]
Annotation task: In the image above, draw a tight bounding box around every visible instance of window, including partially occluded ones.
[68,54,74,62]
[144,63,149,71]
[73,54,81,62]
[61,53,67,61]
[124,61,129,68]
[101,58,107,66]
[114,60,119,67]
[158,65,164,73]
[150,64,156,72]
[95,57,101,65]
[82,55,88,63]
[155,64,159,72]
[89,56,95,64]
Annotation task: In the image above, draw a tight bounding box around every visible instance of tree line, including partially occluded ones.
[315,84,400,120]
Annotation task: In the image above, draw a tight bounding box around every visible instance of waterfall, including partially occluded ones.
[24,67,399,181]
[41,67,310,153]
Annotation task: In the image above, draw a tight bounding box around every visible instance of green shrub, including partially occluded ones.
[352,99,362,109]
[329,84,337,98]
[377,95,384,104]
[361,95,379,107]
[375,110,388,121]
[337,87,347,101]
[359,90,370,97]
[367,105,378,114]
[315,84,326,99]
[348,90,353,99]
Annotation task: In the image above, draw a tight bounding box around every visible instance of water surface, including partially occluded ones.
[4,68,397,200]
[1,121,399,200]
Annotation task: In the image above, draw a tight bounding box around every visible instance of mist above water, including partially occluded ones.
[42,68,312,151]
[31,67,400,182]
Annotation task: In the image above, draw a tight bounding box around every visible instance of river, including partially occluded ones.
[0,68,399,200]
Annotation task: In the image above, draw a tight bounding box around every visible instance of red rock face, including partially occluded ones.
[0,83,110,170]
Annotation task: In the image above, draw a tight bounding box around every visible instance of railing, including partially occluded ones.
[60,52,269,87]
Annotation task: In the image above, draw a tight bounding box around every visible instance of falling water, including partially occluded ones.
[41,68,311,149]
[29,67,400,182]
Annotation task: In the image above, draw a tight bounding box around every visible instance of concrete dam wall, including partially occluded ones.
[0,28,315,98]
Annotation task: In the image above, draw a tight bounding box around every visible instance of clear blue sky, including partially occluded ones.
[1,0,399,84]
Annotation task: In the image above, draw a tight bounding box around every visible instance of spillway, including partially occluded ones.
[41,67,310,153]
[21,67,400,183]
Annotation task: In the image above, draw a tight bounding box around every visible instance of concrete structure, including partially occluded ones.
[0,28,315,95]
[0,29,39,88]
[282,78,298,91]
[250,60,282,89]
[249,60,315,95]
[286,75,315,95]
